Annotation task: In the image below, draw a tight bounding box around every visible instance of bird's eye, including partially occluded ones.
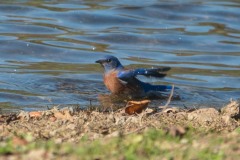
[107,59,112,62]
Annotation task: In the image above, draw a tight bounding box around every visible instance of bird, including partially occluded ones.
[96,55,173,98]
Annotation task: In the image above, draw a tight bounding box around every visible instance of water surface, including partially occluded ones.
[0,0,240,112]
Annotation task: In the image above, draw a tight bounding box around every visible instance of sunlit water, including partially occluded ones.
[0,0,240,112]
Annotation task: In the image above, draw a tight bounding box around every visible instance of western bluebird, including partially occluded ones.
[96,55,172,98]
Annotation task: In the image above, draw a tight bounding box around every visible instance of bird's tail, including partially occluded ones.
[141,82,173,92]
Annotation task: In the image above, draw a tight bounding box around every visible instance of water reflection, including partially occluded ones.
[0,0,240,112]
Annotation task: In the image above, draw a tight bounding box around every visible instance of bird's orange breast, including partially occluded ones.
[103,71,125,94]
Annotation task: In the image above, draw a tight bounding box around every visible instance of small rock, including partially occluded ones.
[187,108,220,124]
[221,100,240,118]
[144,108,156,114]
[162,107,181,113]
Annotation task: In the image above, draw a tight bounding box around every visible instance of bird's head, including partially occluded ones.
[95,55,124,72]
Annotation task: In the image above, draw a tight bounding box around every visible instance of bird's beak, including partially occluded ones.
[95,59,106,64]
[95,60,101,63]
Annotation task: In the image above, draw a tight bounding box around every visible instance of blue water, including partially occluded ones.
[0,0,239,112]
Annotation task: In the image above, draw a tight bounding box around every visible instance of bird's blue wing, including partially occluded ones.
[117,67,170,82]
[117,68,174,92]
[117,70,135,82]
[133,68,170,78]
[117,69,173,92]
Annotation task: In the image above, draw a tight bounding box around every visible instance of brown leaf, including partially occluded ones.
[29,111,42,118]
[125,100,150,115]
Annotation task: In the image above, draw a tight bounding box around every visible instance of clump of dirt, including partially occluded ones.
[0,100,239,142]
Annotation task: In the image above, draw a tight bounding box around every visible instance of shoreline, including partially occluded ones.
[0,100,239,159]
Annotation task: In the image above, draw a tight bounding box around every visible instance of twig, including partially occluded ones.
[159,85,174,109]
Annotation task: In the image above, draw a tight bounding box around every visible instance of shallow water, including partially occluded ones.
[0,0,240,112]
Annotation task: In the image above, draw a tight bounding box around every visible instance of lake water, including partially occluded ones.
[0,0,240,112]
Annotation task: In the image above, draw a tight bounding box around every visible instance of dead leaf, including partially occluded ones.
[29,111,42,118]
[125,100,150,115]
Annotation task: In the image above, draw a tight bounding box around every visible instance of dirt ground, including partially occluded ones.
[0,100,240,159]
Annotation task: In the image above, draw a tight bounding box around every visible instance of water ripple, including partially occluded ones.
[0,0,240,112]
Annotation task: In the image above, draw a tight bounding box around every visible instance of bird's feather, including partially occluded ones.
[117,67,170,82]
